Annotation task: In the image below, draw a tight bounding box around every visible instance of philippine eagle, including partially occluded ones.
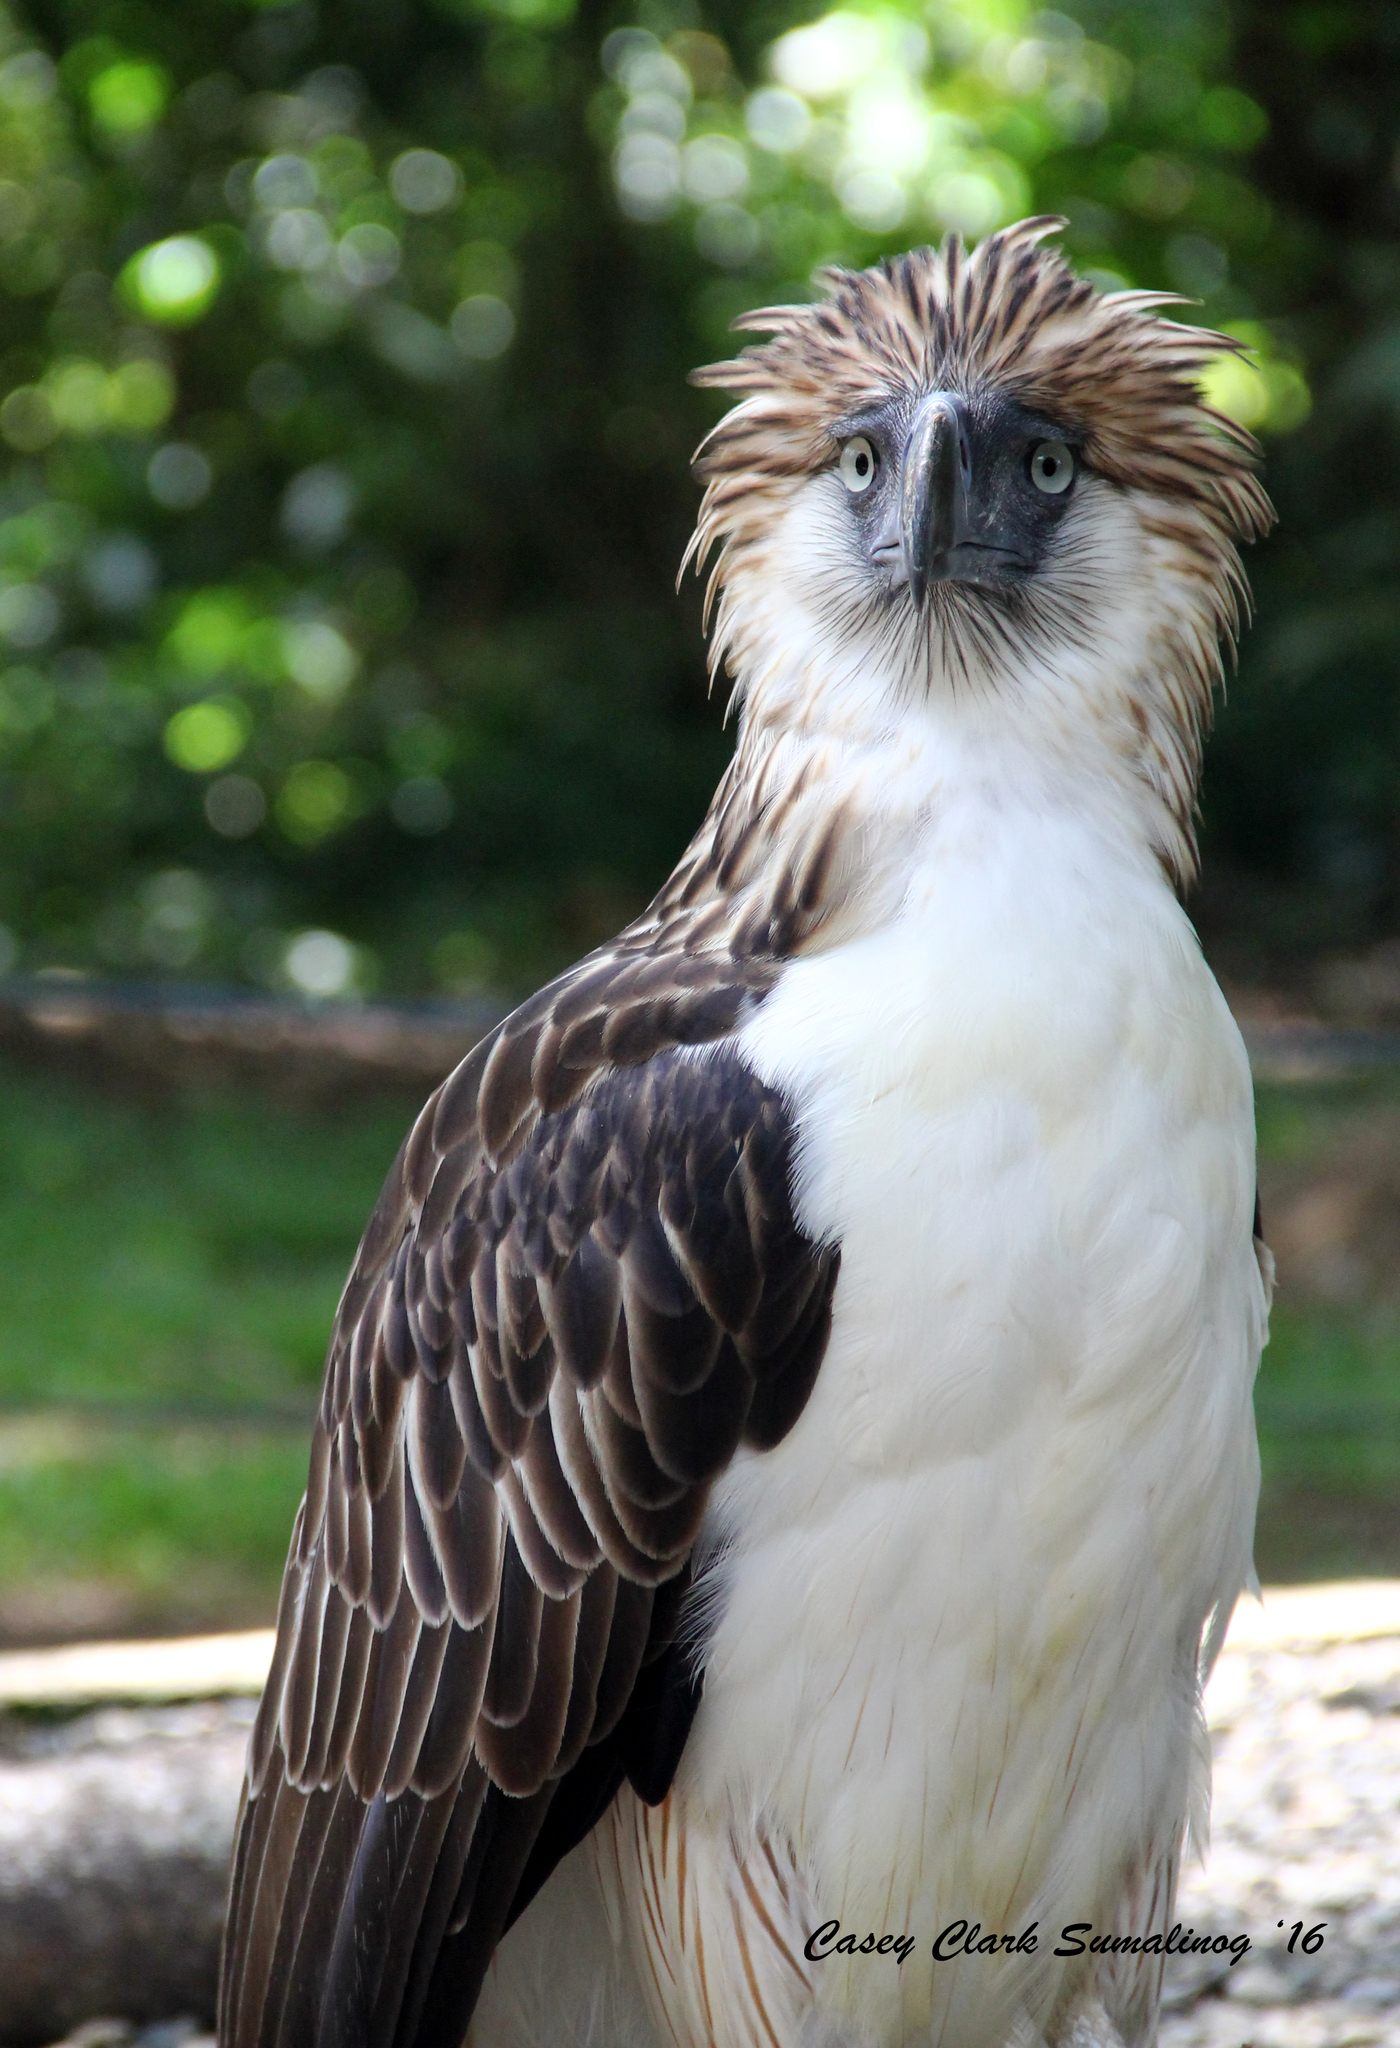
[219,221,1273,2048]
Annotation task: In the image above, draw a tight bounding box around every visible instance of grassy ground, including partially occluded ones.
[1250,1072,1400,1580]
[0,1054,1395,1644]
[0,1060,420,1641]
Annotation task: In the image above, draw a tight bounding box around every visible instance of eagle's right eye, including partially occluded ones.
[839,437,877,494]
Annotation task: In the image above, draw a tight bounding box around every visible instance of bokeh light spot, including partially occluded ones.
[46,360,109,435]
[477,0,575,23]
[82,536,158,614]
[451,294,516,360]
[368,303,461,384]
[280,465,354,551]
[107,359,176,433]
[1196,86,1269,153]
[457,240,517,300]
[1120,154,1194,219]
[1200,345,1311,435]
[276,761,352,842]
[266,209,332,272]
[284,928,358,997]
[148,443,213,510]
[601,29,657,82]
[929,169,1005,237]
[0,180,36,236]
[683,135,749,205]
[836,166,906,233]
[0,51,56,111]
[338,223,400,290]
[390,149,461,213]
[622,93,686,143]
[204,773,266,838]
[771,13,882,99]
[139,869,212,969]
[164,696,251,774]
[695,203,760,267]
[613,134,682,220]
[620,49,691,102]
[122,236,220,326]
[390,775,453,834]
[167,591,252,678]
[253,154,318,211]
[746,88,812,154]
[0,585,60,649]
[282,620,357,700]
[0,387,57,453]
[88,61,169,138]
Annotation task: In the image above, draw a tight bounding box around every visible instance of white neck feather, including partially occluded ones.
[716,478,1222,908]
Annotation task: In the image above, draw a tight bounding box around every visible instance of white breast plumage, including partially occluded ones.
[655,784,1265,2048]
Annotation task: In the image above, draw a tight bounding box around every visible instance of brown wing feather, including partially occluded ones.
[218,943,838,2048]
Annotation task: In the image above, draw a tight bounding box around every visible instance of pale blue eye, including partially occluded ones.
[1030,441,1074,495]
[839,437,877,494]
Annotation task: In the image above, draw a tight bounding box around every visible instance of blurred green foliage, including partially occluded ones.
[0,1057,419,1632]
[0,1057,415,1410]
[0,0,1395,998]
[0,1416,309,1632]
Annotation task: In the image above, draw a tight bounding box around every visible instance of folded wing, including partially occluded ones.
[218,944,839,2048]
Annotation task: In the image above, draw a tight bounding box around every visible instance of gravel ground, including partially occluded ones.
[15,1616,1400,2048]
[1161,1628,1400,2048]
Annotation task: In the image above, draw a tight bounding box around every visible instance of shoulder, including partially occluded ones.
[335,936,793,1350]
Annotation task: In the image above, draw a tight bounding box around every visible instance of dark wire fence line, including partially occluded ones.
[0,973,507,1101]
[0,1397,320,1427]
[4,972,1400,1092]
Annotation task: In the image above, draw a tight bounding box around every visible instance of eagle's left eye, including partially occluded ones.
[1030,441,1075,495]
[839,437,877,494]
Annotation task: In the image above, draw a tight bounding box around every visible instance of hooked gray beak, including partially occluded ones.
[901,392,972,609]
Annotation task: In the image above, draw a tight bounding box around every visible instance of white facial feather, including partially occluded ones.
[721,465,1227,887]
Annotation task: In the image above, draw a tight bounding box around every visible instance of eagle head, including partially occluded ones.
[686,218,1274,888]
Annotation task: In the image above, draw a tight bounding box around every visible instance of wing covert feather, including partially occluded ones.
[219,944,839,2048]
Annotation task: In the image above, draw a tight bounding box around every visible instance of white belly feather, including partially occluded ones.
[682,807,1263,2046]
[477,803,1266,2048]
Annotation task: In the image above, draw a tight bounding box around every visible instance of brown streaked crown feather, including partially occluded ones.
[688,217,1272,624]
